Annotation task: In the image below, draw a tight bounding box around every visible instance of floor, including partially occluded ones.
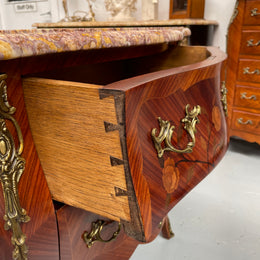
[130,138,260,260]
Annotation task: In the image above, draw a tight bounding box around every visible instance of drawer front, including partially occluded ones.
[57,205,139,260]
[234,85,260,110]
[123,55,227,241]
[232,110,260,135]
[238,59,260,83]
[244,1,260,25]
[240,30,260,55]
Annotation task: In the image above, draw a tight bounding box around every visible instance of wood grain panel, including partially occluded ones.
[23,78,130,222]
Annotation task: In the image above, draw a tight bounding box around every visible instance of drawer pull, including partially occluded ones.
[82,220,121,248]
[251,8,260,16]
[237,118,253,125]
[247,39,260,47]
[240,92,257,100]
[243,67,260,75]
[151,104,201,158]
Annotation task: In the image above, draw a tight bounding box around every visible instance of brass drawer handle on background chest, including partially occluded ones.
[237,118,253,125]
[251,8,260,16]
[82,220,121,248]
[240,92,257,100]
[151,104,201,158]
[247,39,260,47]
[243,67,260,75]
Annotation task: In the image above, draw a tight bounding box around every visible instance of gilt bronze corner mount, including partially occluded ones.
[0,74,30,260]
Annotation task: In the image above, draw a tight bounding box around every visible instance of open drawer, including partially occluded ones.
[22,45,227,242]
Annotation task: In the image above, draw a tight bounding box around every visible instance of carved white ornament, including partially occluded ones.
[105,0,137,21]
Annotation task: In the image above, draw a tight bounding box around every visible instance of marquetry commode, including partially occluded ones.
[0,25,227,259]
[226,0,260,144]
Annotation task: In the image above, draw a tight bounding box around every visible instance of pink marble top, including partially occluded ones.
[0,27,191,61]
[34,19,218,28]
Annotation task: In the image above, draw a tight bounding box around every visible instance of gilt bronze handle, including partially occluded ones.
[243,67,260,75]
[240,92,257,100]
[237,118,253,125]
[82,220,121,248]
[151,104,201,158]
[247,39,260,47]
[251,8,260,16]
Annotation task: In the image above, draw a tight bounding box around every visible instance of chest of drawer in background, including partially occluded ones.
[226,0,260,144]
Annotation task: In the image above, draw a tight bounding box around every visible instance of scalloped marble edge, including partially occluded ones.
[0,27,191,61]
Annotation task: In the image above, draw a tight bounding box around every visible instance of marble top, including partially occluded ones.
[0,27,191,61]
[34,19,218,28]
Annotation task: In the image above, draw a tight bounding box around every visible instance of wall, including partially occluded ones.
[0,0,237,51]
[204,0,237,51]
[0,0,52,29]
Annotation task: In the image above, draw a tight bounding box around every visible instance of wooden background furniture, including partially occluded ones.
[226,0,260,145]
[0,26,227,259]
[169,0,205,19]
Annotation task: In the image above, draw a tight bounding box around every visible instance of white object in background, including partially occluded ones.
[0,0,52,29]
[0,10,2,29]
[14,2,37,13]
[105,0,137,21]
[142,0,158,20]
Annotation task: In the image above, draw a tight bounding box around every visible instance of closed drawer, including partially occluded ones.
[232,110,260,135]
[244,0,260,25]
[56,205,138,260]
[240,30,260,55]
[23,45,227,242]
[234,85,260,110]
[238,59,260,83]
